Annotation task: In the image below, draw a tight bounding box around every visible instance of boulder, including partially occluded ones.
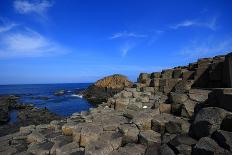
[168,134,197,154]
[151,113,190,135]
[145,143,161,155]
[139,130,161,146]
[165,118,190,134]
[132,109,160,130]
[176,144,192,155]
[27,141,54,155]
[212,130,232,151]
[151,113,175,134]
[192,137,230,155]
[50,135,73,154]
[161,69,173,79]
[208,88,232,112]
[151,72,161,79]
[191,107,231,139]
[61,122,79,136]
[221,114,232,132]
[27,131,46,143]
[85,140,113,155]
[189,89,211,103]
[169,134,197,147]
[174,80,193,93]
[85,132,122,155]
[170,92,188,104]
[159,103,171,114]
[110,143,146,155]
[118,123,139,144]
[138,73,151,84]
[114,98,130,110]
[159,79,180,94]
[121,90,133,98]
[161,133,176,144]
[80,123,103,147]
[55,142,84,155]
[20,125,36,134]
[181,99,198,118]
[160,144,175,155]
[150,78,160,87]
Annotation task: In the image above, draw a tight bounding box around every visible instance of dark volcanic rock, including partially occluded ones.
[192,137,230,155]
[83,74,133,104]
[31,96,50,100]
[223,52,232,87]
[191,107,231,139]
[221,114,232,132]
[0,96,61,137]
[212,130,232,151]
[0,96,10,123]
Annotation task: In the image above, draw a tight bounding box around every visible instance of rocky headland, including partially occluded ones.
[82,74,133,104]
[0,52,232,155]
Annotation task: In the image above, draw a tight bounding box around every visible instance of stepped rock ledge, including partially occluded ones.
[1,52,232,155]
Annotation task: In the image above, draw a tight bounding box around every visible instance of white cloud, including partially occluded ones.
[0,18,17,33]
[0,28,66,58]
[0,23,17,33]
[14,0,53,16]
[120,42,134,57]
[171,17,217,30]
[179,38,232,59]
[110,31,147,39]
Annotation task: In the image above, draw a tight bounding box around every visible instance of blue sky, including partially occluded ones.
[0,0,232,84]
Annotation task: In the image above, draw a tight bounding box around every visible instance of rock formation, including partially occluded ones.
[0,52,232,155]
[82,74,133,104]
[0,96,61,137]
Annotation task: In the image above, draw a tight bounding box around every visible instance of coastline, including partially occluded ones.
[0,52,231,154]
[0,96,62,137]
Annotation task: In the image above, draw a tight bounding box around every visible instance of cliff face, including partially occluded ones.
[1,52,232,155]
[83,74,133,104]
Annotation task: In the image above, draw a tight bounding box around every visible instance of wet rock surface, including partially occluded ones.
[0,96,61,137]
[0,52,232,155]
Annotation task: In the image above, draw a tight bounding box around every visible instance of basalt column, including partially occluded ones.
[223,52,232,88]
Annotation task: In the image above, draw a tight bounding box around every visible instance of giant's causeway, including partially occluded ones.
[0,52,232,155]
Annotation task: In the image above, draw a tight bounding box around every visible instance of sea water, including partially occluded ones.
[0,83,93,117]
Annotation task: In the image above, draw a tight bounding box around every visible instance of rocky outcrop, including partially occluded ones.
[1,52,232,155]
[0,96,18,124]
[82,74,133,104]
[0,96,10,123]
[0,96,61,137]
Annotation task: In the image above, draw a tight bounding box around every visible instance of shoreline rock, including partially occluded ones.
[0,96,62,137]
[82,74,133,104]
[0,52,232,155]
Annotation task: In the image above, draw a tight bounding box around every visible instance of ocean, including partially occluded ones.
[0,83,94,117]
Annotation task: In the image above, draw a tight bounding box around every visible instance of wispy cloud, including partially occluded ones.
[110,31,147,39]
[120,42,135,57]
[0,26,66,58]
[179,37,232,59]
[0,18,17,33]
[171,17,217,30]
[14,0,53,17]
